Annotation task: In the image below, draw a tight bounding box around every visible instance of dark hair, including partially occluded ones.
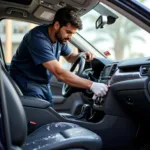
[52,7,82,30]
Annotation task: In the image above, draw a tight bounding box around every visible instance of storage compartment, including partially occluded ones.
[117,89,150,121]
[111,77,150,121]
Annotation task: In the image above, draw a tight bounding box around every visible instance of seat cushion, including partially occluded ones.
[22,122,102,150]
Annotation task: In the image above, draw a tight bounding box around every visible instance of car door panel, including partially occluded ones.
[50,76,84,114]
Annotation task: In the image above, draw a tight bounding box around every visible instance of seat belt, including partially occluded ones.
[0,37,8,71]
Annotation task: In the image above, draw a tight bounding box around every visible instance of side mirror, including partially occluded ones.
[95,15,116,29]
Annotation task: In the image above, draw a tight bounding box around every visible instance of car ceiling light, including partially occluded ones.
[34,6,55,21]
[40,11,54,20]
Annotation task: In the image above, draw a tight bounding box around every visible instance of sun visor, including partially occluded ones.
[34,6,55,21]
[72,0,87,5]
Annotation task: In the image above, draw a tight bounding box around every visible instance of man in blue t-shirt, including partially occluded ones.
[10,7,108,107]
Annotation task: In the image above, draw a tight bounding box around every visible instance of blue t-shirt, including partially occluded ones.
[10,24,71,86]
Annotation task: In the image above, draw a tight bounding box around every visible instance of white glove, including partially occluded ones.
[90,82,108,98]
[92,94,98,100]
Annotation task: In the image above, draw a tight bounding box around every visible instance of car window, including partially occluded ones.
[78,3,150,61]
[136,0,150,9]
[0,19,78,70]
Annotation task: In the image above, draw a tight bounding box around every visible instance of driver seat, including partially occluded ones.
[1,62,102,149]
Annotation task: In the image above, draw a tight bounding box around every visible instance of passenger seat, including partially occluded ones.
[0,61,102,149]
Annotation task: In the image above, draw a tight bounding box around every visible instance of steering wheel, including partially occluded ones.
[62,55,86,97]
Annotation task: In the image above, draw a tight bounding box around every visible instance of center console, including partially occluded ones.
[92,63,118,112]
[60,104,91,120]
[60,64,118,122]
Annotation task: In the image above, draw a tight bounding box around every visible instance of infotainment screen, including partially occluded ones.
[101,66,111,79]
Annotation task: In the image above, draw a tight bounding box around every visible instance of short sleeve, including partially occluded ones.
[60,43,72,56]
[26,30,56,65]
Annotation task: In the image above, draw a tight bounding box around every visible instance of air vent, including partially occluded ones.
[140,65,150,76]
[109,63,118,76]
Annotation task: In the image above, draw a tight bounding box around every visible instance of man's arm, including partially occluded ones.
[43,60,108,97]
[64,52,79,63]
[43,60,92,89]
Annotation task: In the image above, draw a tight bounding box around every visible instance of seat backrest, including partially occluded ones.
[0,60,23,96]
[1,63,27,146]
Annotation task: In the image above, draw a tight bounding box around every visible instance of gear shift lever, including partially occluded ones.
[75,104,91,120]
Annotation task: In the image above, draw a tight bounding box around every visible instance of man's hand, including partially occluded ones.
[90,82,108,97]
[81,52,95,62]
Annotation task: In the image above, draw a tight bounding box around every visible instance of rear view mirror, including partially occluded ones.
[96,16,107,29]
[96,15,116,29]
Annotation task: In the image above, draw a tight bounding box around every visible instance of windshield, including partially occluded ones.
[78,2,150,61]
[136,0,150,9]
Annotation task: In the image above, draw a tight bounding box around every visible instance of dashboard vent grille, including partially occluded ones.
[110,63,118,76]
[140,65,150,76]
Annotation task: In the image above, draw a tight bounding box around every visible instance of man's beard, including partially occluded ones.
[55,29,69,45]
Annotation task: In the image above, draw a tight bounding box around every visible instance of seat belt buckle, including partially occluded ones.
[28,121,37,134]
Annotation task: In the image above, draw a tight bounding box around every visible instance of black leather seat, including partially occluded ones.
[23,122,100,150]
[1,62,102,150]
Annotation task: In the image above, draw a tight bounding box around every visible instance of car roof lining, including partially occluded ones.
[1,0,32,5]
[0,0,99,24]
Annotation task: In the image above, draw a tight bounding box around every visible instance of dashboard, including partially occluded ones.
[92,57,150,86]
[90,57,150,121]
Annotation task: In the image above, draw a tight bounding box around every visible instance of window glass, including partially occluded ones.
[0,20,37,63]
[78,4,150,61]
[136,0,150,9]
